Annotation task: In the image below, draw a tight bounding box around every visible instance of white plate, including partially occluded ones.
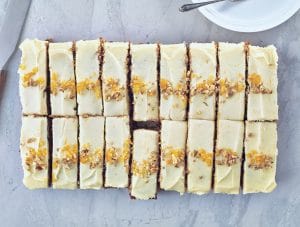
[193,0,300,32]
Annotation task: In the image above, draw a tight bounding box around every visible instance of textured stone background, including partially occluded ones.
[0,0,300,226]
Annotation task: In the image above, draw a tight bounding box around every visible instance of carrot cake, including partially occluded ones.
[131,129,159,200]
[76,40,103,116]
[243,122,277,193]
[247,45,278,121]
[218,42,246,120]
[104,116,131,188]
[187,119,214,194]
[160,44,188,121]
[189,43,217,120]
[20,116,49,189]
[214,120,244,194]
[49,42,77,116]
[131,44,159,121]
[160,120,187,194]
[102,42,129,117]
[18,39,48,115]
[79,116,105,189]
[52,117,78,189]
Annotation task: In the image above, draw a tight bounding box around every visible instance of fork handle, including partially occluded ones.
[179,0,225,12]
[0,70,7,99]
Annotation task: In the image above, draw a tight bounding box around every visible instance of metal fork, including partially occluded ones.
[179,0,240,12]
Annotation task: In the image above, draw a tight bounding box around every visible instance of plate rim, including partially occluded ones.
[193,0,300,32]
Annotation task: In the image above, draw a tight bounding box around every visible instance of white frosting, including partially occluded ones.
[79,116,104,189]
[131,129,159,200]
[160,120,187,194]
[18,39,48,115]
[76,40,103,115]
[102,42,129,116]
[49,42,77,116]
[247,45,278,121]
[187,120,214,195]
[160,44,187,120]
[20,116,48,189]
[131,44,159,121]
[104,117,130,188]
[218,42,246,120]
[52,118,78,189]
[214,120,244,194]
[243,122,277,193]
[189,43,217,120]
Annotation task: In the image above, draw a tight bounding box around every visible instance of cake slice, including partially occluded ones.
[160,120,187,194]
[20,116,49,189]
[214,120,244,194]
[104,116,131,188]
[79,116,105,189]
[102,42,129,117]
[52,117,78,189]
[189,43,217,120]
[18,39,48,115]
[160,44,188,121]
[76,40,103,116]
[218,43,246,120]
[131,129,159,199]
[243,122,277,193]
[187,119,214,194]
[49,42,77,116]
[247,45,278,121]
[131,44,159,121]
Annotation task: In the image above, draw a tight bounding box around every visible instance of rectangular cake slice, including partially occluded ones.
[189,43,217,120]
[214,120,244,194]
[160,44,188,121]
[18,39,48,115]
[160,120,187,194]
[247,45,278,121]
[218,43,246,120]
[102,42,129,117]
[243,122,277,193]
[104,116,131,188]
[49,42,77,116]
[187,119,214,194]
[131,44,159,121]
[52,117,78,189]
[20,116,49,189]
[76,40,103,115]
[79,116,105,189]
[131,129,159,200]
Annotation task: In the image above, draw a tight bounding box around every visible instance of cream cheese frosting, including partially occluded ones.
[104,117,130,188]
[131,44,159,121]
[160,44,188,121]
[76,40,103,115]
[243,122,277,193]
[79,116,105,189]
[52,117,78,189]
[102,42,129,117]
[187,119,214,195]
[160,120,187,194]
[20,116,49,189]
[214,120,244,194]
[247,45,278,121]
[189,43,217,120]
[49,42,77,116]
[131,129,159,200]
[18,39,48,115]
[218,42,246,120]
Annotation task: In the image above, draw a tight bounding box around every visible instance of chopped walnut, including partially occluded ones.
[218,78,245,98]
[77,78,101,99]
[21,67,45,88]
[103,77,125,101]
[160,78,187,100]
[23,138,47,172]
[190,75,216,97]
[105,138,131,167]
[162,146,185,167]
[131,75,157,96]
[248,73,272,94]
[80,143,103,169]
[247,150,274,170]
[215,148,240,166]
[50,72,76,99]
[190,149,213,166]
[53,142,78,169]
[131,151,158,178]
